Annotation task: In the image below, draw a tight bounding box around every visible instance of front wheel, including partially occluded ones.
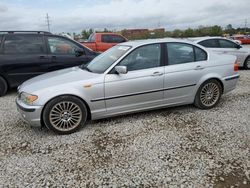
[244,56,250,70]
[194,79,222,109]
[43,96,88,134]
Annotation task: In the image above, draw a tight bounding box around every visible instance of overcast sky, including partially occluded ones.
[0,0,249,33]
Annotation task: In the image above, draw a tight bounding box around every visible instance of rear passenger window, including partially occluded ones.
[3,35,45,54]
[112,35,126,43]
[102,35,111,43]
[194,47,207,61]
[198,39,219,48]
[167,43,194,65]
[102,35,126,43]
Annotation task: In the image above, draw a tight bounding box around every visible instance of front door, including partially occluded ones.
[104,44,164,114]
[46,36,93,72]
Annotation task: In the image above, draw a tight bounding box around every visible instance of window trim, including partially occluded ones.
[108,43,164,74]
[2,34,47,55]
[165,42,207,66]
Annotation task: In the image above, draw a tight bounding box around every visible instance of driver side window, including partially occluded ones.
[48,37,81,55]
[118,44,161,71]
[219,39,238,48]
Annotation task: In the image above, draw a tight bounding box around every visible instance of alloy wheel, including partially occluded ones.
[49,101,82,131]
[200,82,220,107]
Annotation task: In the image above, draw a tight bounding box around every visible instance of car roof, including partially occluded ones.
[119,38,197,48]
[187,36,227,43]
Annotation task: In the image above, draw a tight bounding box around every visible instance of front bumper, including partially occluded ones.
[16,98,43,128]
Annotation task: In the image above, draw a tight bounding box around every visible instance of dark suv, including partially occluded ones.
[0,31,98,96]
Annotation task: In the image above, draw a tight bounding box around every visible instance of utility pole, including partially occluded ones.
[46,13,51,32]
[245,19,247,34]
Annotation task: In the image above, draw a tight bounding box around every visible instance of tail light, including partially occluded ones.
[234,60,239,71]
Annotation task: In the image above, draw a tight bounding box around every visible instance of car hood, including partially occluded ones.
[19,66,100,93]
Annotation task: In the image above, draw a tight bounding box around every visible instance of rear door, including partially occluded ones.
[163,42,208,104]
[46,36,94,71]
[0,34,49,87]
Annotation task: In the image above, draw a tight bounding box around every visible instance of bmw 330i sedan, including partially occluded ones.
[16,39,240,134]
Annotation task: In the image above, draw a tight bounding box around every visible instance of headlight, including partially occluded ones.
[20,92,38,105]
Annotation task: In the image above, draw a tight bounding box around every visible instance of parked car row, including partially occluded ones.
[0,30,244,134]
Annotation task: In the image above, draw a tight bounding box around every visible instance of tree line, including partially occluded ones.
[80,25,250,40]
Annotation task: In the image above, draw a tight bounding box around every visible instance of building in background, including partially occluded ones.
[121,28,165,40]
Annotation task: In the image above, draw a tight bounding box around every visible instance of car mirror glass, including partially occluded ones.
[115,66,127,74]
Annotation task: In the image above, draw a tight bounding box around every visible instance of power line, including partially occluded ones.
[46,13,51,32]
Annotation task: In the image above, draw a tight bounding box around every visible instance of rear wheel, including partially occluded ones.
[244,56,250,70]
[0,77,8,97]
[43,96,88,134]
[194,79,222,109]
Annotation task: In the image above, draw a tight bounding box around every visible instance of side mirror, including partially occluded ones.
[115,66,127,74]
[75,48,86,57]
[237,45,242,49]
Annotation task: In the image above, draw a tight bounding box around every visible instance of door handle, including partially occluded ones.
[194,66,205,70]
[151,72,163,76]
[52,56,57,59]
[39,55,47,59]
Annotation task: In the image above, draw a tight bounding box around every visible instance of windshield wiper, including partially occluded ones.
[79,64,92,72]
[84,66,92,72]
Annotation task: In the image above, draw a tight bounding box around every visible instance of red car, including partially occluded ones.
[231,35,250,44]
[81,33,127,52]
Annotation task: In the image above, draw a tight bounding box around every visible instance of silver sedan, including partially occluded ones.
[16,39,240,134]
[190,37,250,69]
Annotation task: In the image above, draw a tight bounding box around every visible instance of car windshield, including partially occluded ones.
[83,45,131,73]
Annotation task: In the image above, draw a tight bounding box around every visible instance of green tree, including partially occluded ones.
[172,29,184,38]
[184,28,195,37]
[81,28,94,40]
[210,25,223,36]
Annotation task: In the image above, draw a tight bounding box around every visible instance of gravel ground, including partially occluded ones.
[0,70,250,187]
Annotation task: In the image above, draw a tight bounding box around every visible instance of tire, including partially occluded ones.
[0,76,8,97]
[243,56,250,70]
[43,95,88,134]
[194,79,222,109]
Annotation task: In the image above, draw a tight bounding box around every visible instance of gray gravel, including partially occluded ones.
[0,71,250,187]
